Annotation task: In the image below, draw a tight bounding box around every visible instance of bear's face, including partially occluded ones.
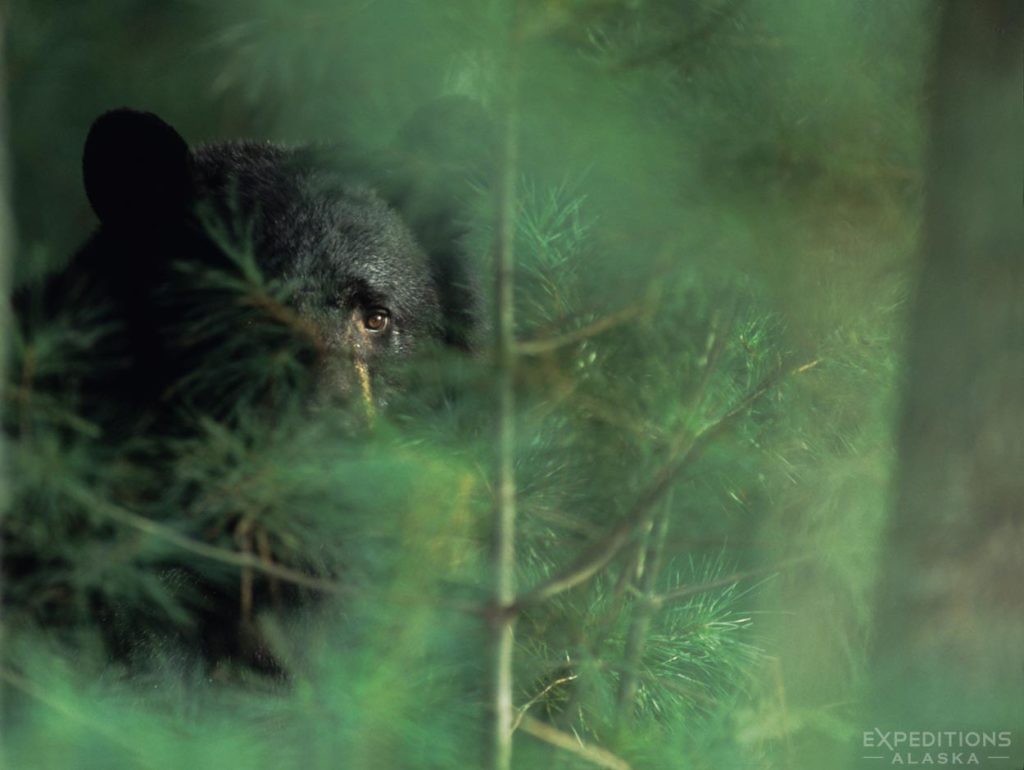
[76,109,459,416]
[189,140,445,404]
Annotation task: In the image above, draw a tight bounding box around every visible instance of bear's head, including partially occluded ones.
[6,105,491,673]
[55,107,484,427]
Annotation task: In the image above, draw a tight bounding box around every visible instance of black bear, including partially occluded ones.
[21,104,486,437]
[7,103,490,674]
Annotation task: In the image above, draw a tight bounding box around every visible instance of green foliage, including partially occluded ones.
[2,1,926,768]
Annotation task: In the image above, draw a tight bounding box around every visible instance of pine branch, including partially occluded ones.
[238,291,324,355]
[652,559,807,606]
[515,359,818,610]
[614,495,670,722]
[614,309,736,721]
[61,484,344,595]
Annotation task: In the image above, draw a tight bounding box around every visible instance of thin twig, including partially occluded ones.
[235,515,255,622]
[61,484,344,595]
[615,494,670,722]
[653,555,814,606]
[511,672,578,732]
[519,716,632,770]
[516,304,643,356]
[238,292,324,355]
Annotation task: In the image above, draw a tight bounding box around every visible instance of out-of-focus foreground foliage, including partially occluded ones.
[1,1,941,768]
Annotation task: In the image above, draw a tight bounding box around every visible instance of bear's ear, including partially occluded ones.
[83,109,194,227]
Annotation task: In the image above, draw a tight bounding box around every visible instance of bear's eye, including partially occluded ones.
[363,308,390,333]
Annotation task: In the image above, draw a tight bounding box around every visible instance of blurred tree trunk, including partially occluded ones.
[0,6,14,515]
[872,0,1024,728]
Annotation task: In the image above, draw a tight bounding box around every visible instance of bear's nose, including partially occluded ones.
[310,350,377,423]
[304,309,381,421]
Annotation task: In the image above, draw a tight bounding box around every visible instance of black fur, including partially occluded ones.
[7,106,491,673]
[20,106,488,435]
